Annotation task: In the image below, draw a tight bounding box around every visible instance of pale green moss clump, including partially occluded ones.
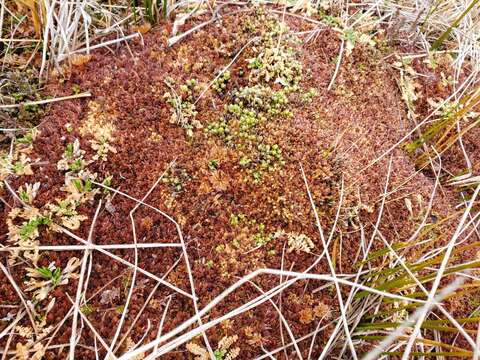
[207,13,304,183]
[212,70,231,94]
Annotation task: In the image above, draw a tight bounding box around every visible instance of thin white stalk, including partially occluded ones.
[115,256,182,352]
[326,156,393,359]
[474,319,480,360]
[256,324,333,360]
[0,311,24,360]
[194,36,259,105]
[0,243,181,252]
[360,71,478,175]
[0,262,38,336]
[363,275,467,360]
[122,268,427,360]
[66,294,117,359]
[0,92,91,109]
[307,313,330,360]
[0,0,5,40]
[91,179,214,356]
[153,295,173,355]
[376,230,476,349]
[247,280,303,359]
[106,162,181,357]
[59,226,193,299]
[0,310,24,341]
[402,183,480,359]
[278,242,288,360]
[327,38,345,91]
[69,200,102,360]
[300,164,358,360]
[57,32,141,61]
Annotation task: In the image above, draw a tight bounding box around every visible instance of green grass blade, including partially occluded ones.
[431,0,479,51]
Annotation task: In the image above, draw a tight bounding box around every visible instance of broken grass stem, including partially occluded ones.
[0,92,91,109]
[57,33,143,62]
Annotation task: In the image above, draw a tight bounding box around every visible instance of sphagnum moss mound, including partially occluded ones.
[1,3,478,360]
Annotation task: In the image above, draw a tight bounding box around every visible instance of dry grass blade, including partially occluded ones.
[0,92,91,109]
[69,200,102,360]
[300,163,357,360]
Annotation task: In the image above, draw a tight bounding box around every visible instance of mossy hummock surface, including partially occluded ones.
[0,4,478,359]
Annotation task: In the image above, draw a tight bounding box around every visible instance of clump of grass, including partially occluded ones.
[404,88,480,168]
[430,0,480,51]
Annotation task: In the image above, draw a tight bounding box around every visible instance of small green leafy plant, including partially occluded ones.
[35,266,62,286]
[19,216,52,241]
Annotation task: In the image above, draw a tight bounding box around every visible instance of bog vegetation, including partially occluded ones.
[0,0,479,359]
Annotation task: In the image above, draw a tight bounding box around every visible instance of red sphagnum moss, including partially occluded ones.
[1,4,479,359]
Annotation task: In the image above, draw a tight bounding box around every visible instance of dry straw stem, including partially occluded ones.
[153,295,173,355]
[0,92,91,109]
[58,225,193,299]
[3,1,480,358]
[105,170,162,356]
[375,231,476,349]
[14,0,45,36]
[114,257,181,353]
[116,175,428,359]
[131,269,427,359]
[0,262,38,336]
[413,87,480,168]
[359,71,477,177]
[401,183,480,359]
[65,293,117,359]
[92,165,215,358]
[363,275,467,360]
[0,311,25,360]
[316,156,392,359]
[0,243,182,252]
[327,37,344,91]
[299,163,357,360]
[246,279,303,359]
[68,200,102,360]
[59,33,143,62]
